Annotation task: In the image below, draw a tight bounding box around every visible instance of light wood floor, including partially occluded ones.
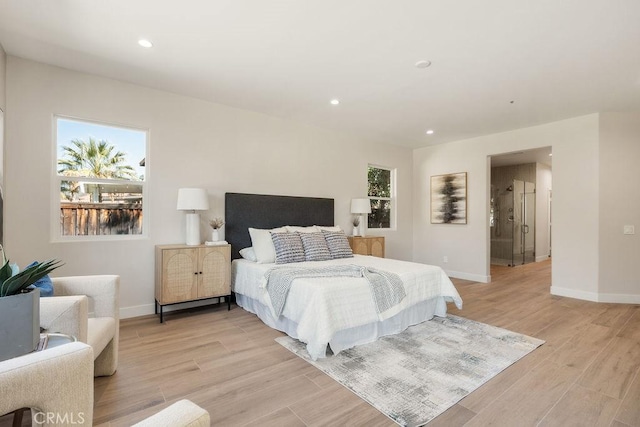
[5,259,640,426]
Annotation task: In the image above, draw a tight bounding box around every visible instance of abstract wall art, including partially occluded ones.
[430,172,467,224]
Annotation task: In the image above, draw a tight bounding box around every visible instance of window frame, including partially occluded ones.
[367,164,397,231]
[51,115,149,242]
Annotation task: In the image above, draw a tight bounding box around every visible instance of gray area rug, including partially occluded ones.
[276,315,544,426]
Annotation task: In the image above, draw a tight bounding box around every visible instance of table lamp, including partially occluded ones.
[351,198,372,237]
[177,188,209,245]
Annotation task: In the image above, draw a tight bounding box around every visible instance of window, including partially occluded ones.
[54,117,147,238]
[367,165,395,229]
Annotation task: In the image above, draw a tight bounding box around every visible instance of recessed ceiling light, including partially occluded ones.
[330,99,340,105]
[426,130,434,135]
[138,39,153,48]
[415,60,432,69]
[549,153,553,157]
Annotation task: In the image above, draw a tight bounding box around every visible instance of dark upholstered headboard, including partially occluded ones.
[225,192,335,259]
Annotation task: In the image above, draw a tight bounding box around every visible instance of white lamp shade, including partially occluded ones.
[351,198,372,214]
[177,188,210,211]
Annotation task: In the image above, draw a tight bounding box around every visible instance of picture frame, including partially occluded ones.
[430,172,467,224]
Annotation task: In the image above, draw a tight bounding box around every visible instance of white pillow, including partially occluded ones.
[239,247,258,262]
[248,227,287,263]
[316,225,342,232]
[286,225,320,233]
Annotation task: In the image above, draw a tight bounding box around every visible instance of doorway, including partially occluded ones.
[489,147,552,268]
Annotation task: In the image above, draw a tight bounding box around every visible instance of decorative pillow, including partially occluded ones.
[271,232,305,264]
[316,225,342,232]
[322,230,354,259]
[248,227,287,263]
[285,225,319,233]
[239,247,258,262]
[26,261,54,297]
[300,232,332,261]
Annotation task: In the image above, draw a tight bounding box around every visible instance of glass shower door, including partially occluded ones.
[522,182,536,264]
[511,180,536,266]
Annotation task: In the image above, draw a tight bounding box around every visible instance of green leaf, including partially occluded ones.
[0,260,63,297]
[0,260,14,284]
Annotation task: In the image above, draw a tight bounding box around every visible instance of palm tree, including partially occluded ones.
[58,138,138,179]
[58,138,138,201]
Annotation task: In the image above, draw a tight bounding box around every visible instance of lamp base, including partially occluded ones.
[185,212,201,245]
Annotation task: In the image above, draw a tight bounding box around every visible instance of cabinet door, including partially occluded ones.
[351,238,369,255]
[369,238,385,258]
[162,248,198,303]
[198,246,231,298]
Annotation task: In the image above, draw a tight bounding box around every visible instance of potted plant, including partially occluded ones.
[0,247,62,361]
[352,216,360,236]
[209,217,225,242]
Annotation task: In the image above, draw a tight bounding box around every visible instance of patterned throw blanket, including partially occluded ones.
[263,265,406,318]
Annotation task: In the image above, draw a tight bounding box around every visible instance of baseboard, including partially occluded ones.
[119,297,226,319]
[445,270,490,283]
[595,292,640,304]
[550,286,599,302]
[120,304,155,319]
[550,286,640,304]
[535,255,550,262]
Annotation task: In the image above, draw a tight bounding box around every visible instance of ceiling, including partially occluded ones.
[1,1,639,149]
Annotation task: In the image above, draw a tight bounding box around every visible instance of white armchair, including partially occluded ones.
[0,342,94,426]
[133,400,210,427]
[40,275,120,376]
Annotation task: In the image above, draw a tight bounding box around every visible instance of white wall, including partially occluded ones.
[413,140,491,281]
[535,162,552,261]
[1,43,6,245]
[4,57,414,318]
[598,112,640,300]
[413,115,600,299]
[0,43,5,111]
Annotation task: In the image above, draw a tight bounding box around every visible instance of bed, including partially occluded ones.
[225,192,463,360]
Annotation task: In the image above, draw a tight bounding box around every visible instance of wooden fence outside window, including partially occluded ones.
[60,202,143,236]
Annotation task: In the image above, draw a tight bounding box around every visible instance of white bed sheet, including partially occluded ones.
[232,255,463,359]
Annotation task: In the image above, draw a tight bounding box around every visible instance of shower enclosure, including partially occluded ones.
[490,179,536,266]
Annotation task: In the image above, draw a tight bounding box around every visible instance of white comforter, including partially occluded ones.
[233,255,463,359]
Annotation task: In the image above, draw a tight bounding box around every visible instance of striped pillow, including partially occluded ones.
[271,232,305,264]
[300,232,332,261]
[321,230,354,259]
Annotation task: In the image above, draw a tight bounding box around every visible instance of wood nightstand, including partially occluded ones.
[347,236,385,258]
[155,244,231,322]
